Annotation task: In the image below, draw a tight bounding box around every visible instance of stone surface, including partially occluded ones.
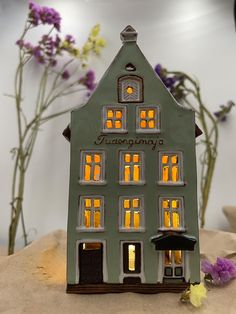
[0,229,236,314]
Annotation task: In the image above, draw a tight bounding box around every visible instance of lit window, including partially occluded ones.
[78,196,104,231]
[159,152,183,185]
[80,151,105,184]
[123,242,141,274]
[119,196,144,231]
[118,75,143,103]
[136,106,160,133]
[102,106,127,133]
[119,152,144,185]
[160,197,184,230]
[164,250,183,278]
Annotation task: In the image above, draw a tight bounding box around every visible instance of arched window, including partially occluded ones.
[118,75,143,103]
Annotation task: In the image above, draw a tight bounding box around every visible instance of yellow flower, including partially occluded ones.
[91,24,100,37]
[96,38,106,47]
[189,283,207,307]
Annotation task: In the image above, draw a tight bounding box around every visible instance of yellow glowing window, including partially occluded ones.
[86,155,92,163]
[121,152,143,184]
[172,200,179,209]
[125,154,131,163]
[138,107,159,131]
[162,155,168,164]
[107,110,113,118]
[161,198,182,230]
[94,199,101,208]
[160,153,182,183]
[174,251,182,264]
[133,211,140,228]
[140,120,147,128]
[140,110,146,119]
[116,111,122,119]
[165,250,172,265]
[124,166,131,182]
[133,154,139,163]
[164,211,171,228]
[115,120,122,129]
[133,198,139,208]
[124,199,130,209]
[125,211,131,228]
[162,200,170,209]
[106,120,113,129]
[94,154,101,163]
[94,211,101,228]
[162,166,169,182]
[82,152,104,183]
[85,198,92,208]
[165,250,182,265]
[104,107,126,131]
[80,196,104,229]
[121,197,143,230]
[128,245,136,271]
[84,210,91,228]
[148,110,155,118]
[93,164,101,181]
[172,212,180,229]
[126,86,134,94]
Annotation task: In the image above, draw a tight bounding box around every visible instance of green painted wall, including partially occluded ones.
[66,40,200,285]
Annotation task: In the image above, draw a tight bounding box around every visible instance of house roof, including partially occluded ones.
[63,25,203,141]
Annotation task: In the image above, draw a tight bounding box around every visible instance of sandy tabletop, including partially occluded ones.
[0,229,236,314]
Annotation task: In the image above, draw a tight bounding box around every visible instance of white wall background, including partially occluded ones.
[1,0,236,249]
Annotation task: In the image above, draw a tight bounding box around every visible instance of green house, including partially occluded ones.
[65,25,201,294]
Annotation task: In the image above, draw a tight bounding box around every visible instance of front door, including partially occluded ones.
[163,250,184,281]
[79,242,103,284]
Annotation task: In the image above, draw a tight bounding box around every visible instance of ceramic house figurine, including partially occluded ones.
[64,25,201,294]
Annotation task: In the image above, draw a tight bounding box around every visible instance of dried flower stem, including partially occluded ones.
[8,13,104,254]
[166,71,219,228]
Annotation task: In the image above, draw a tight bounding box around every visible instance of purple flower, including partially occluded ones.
[155,63,162,76]
[28,2,61,31]
[214,101,235,122]
[81,70,96,91]
[62,70,70,80]
[65,34,75,44]
[16,39,25,48]
[201,257,236,284]
[33,46,45,64]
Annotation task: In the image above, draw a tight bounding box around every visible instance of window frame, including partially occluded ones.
[118,75,143,103]
[102,105,127,134]
[79,150,106,185]
[136,105,161,133]
[158,151,184,186]
[119,151,145,185]
[158,197,185,232]
[119,195,145,232]
[77,195,105,232]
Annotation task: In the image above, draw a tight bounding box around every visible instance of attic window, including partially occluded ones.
[118,75,143,103]
[136,105,160,133]
[102,106,127,133]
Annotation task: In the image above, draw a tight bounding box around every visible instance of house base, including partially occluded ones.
[67,282,190,294]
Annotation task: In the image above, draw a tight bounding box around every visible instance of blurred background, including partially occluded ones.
[1,0,236,250]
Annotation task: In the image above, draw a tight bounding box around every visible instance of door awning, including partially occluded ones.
[150,232,197,251]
